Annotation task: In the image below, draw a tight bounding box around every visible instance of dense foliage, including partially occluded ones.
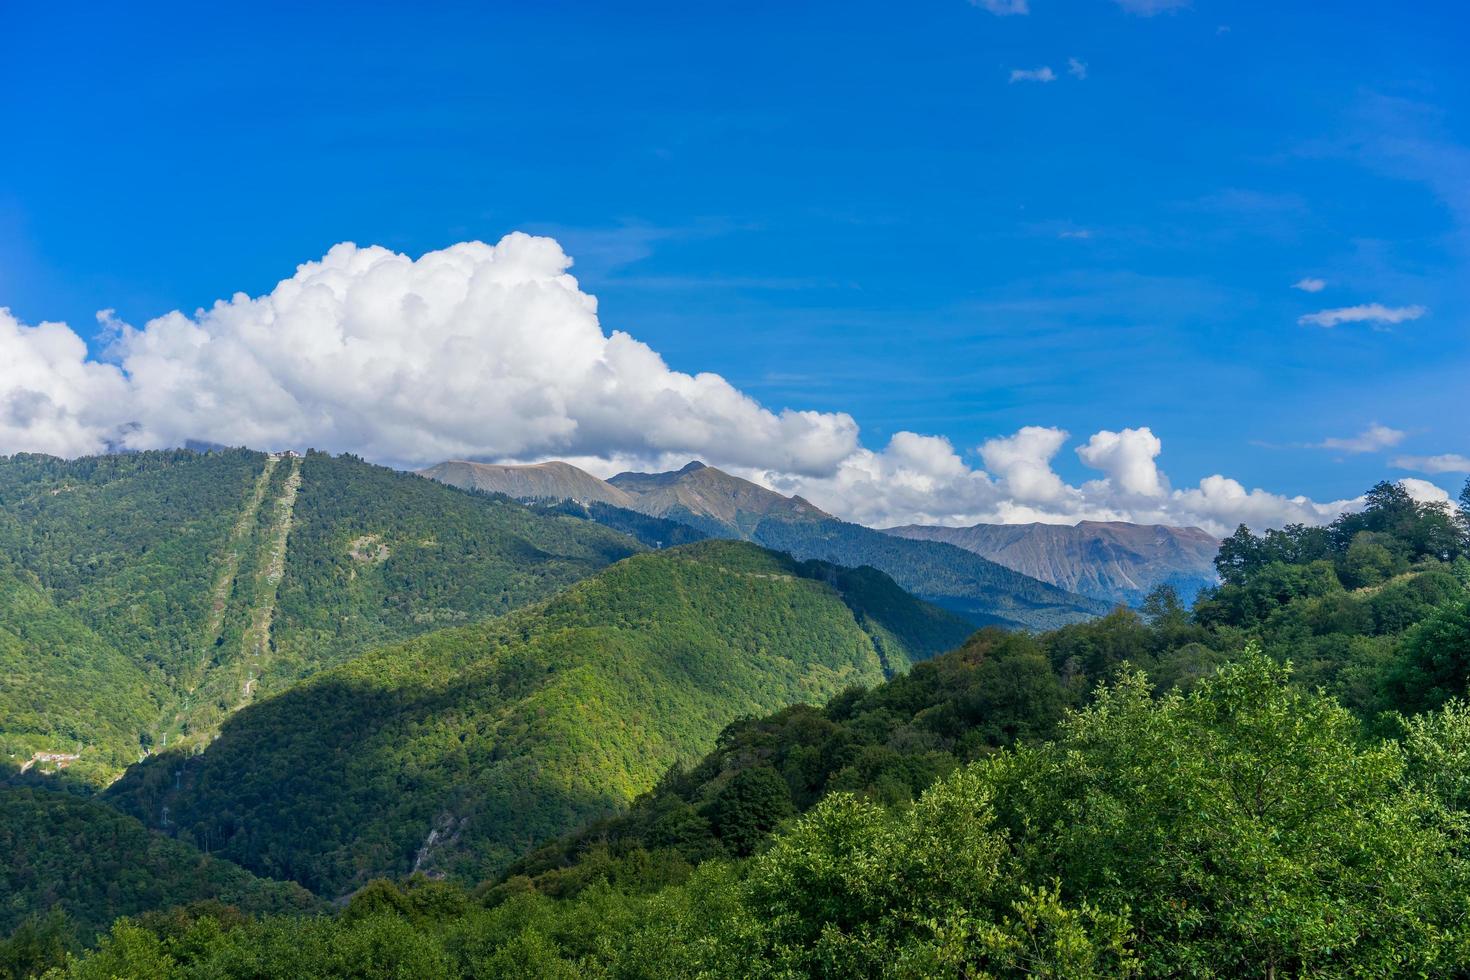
[0,568,156,784]
[48,654,1470,978]
[269,452,640,677]
[103,542,972,896]
[504,490,1470,898]
[12,474,1470,978]
[0,450,641,785]
[0,450,264,782]
[0,787,315,943]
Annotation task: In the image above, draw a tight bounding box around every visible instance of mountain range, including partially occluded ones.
[423,458,1226,626]
[0,447,971,912]
[3,445,1466,975]
[883,519,1220,606]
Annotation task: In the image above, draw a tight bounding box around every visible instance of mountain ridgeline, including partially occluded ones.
[884,519,1220,606]
[104,541,973,895]
[423,459,1109,629]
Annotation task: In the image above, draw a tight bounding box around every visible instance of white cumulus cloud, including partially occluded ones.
[0,309,131,458]
[1398,477,1454,508]
[1292,277,1326,292]
[1,235,858,475]
[1077,427,1166,497]
[0,234,1376,535]
[767,424,1363,537]
[1298,303,1426,328]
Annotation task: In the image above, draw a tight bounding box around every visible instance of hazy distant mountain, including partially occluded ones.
[883,520,1220,606]
[420,459,636,508]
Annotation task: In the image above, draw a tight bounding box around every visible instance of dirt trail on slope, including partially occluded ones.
[199,456,278,661]
[237,455,302,708]
[154,455,303,749]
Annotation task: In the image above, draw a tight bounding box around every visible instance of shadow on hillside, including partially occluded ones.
[103,668,621,898]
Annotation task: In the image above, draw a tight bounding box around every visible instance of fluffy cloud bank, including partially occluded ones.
[0,233,1415,534]
[765,425,1360,536]
[2,236,856,475]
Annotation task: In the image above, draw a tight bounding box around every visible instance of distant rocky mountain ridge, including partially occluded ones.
[607,460,831,537]
[418,460,636,508]
[884,520,1220,606]
[421,458,1109,630]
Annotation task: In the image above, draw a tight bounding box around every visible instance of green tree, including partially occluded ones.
[1381,599,1470,715]
[709,767,795,857]
[985,649,1470,977]
[1340,531,1403,588]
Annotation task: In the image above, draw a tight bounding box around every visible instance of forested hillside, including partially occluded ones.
[46,478,1470,977]
[0,449,641,785]
[0,450,265,783]
[16,477,1470,978]
[0,786,315,943]
[264,451,639,685]
[103,541,973,896]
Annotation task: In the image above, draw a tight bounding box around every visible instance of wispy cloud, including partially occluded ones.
[1393,453,1470,475]
[1067,58,1088,80]
[1292,277,1326,293]
[1114,0,1190,14]
[1315,423,1406,454]
[1058,229,1093,239]
[1009,66,1057,84]
[1298,303,1426,328]
[971,0,1028,14]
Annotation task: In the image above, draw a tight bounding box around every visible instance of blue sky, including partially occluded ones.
[2,0,1466,525]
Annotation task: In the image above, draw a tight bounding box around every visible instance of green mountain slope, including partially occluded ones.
[0,567,156,785]
[263,451,641,685]
[501,496,1470,906]
[0,785,317,940]
[54,481,1470,979]
[104,541,973,896]
[0,449,642,785]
